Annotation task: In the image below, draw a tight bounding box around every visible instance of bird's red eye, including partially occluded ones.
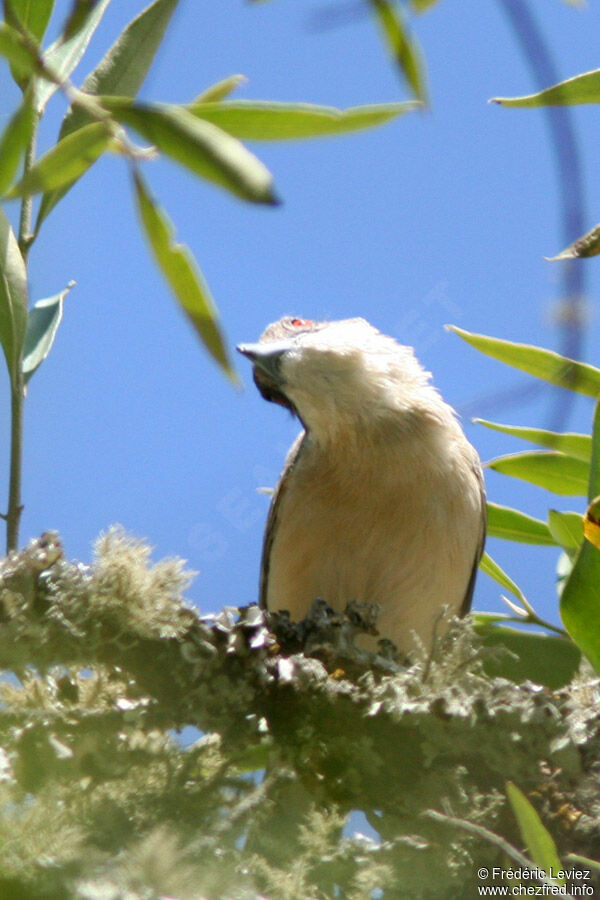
[290,318,312,328]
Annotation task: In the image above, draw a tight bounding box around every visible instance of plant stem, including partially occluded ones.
[5,115,39,553]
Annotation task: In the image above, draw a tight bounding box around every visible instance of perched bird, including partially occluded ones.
[237,316,485,658]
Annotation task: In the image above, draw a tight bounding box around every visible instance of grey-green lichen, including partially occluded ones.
[0,529,598,899]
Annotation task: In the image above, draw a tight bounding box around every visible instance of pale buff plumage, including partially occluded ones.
[238,316,485,658]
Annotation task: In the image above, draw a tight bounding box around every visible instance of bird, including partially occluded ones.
[237,316,486,659]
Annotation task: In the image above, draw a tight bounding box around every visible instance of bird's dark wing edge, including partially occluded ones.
[460,460,487,617]
[259,432,307,607]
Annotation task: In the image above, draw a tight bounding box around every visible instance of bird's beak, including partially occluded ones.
[236,341,290,383]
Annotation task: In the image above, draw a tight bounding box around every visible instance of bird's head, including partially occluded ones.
[238,316,444,445]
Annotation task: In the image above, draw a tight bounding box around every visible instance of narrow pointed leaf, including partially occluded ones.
[35,0,112,112]
[106,99,278,204]
[472,615,580,688]
[561,402,600,672]
[6,122,111,198]
[474,418,591,461]
[547,222,600,261]
[506,782,565,880]
[487,450,589,495]
[548,510,583,553]
[449,326,600,397]
[479,552,527,607]
[410,0,441,9]
[23,284,72,382]
[0,206,28,387]
[0,94,35,196]
[0,20,43,84]
[189,99,419,140]
[195,74,247,104]
[368,0,427,102]
[36,0,179,233]
[486,502,556,545]
[133,171,235,378]
[3,0,54,43]
[491,68,600,108]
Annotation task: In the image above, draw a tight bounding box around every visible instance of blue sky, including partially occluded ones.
[2,0,600,631]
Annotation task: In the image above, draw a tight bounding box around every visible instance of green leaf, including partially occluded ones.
[368,0,428,103]
[105,99,278,205]
[35,0,112,112]
[486,502,556,545]
[560,401,600,672]
[547,510,583,553]
[547,222,600,261]
[491,68,600,108]
[410,0,441,9]
[0,94,35,196]
[479,551,527,607]
[0,20,42,84]
[475,418,591,461]
[472,615,580,689]
[3,0,54,42]
[36,0,179,234]
[0,205,28,388]
[506,782,565,880]
[194,74,247,104]
[487,451,589,496]
[189,99,419,141]
[22,283,72,382]
[132,170,235,379]
[449,325,600,397]
[6,121,111,198]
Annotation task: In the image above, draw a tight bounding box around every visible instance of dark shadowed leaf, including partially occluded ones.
[189,99,419,140]
[133,170,235,379]
[450,326,600,397]
[474,418,591,461]
[506,782,565,879]
[487,451,589,496]
[105,99,278,204]
[6,122,111,197]
[560,401,600,672]
[486,502,556,545]
[0,94,35,196]
[35,0,111,112]
[0,206,28,388]
[22,284,72,382]
[368,0,427,102]
[36,0,179,233]
[472,615,580,689]
[547,222,600,261]
[491,68,600,107]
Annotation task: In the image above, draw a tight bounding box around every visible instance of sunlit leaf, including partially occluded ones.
[3,0,54,42]
[189,99,419,140]
[506,782,564,881]
[487,451,588,496]
[479,552,527,607]
[36,0,179,234]
[0,94,35,196]
[194,74,247,104]
[449,325,600,397]
[560,401,600,672]
[583,496,600,551]
[472,614,580,689]
[547,510,583,553]
[486,502,556,545]
[133,170,235,378]
[368,0,427,102]
[0,20,42,85]
[105,98,278,205]
[491,68,600,107]
[474,418,591,461]
[6,122,111,198]
[0,206,28,388]
[547,222,600,261]
[22,283,73,382]
[35,0,111,112]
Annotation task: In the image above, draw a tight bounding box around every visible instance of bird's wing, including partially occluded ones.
[460,458,487,617]
[259,431,307,607]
